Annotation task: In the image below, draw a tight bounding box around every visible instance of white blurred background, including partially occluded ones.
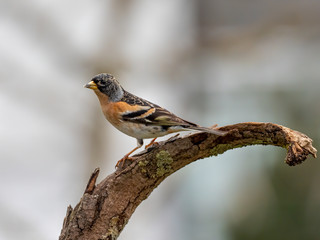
[1,1,319,240]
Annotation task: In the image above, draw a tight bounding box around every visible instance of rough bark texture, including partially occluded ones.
[59,122,317,240]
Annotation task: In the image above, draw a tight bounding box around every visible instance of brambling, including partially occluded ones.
[85,73,227,167]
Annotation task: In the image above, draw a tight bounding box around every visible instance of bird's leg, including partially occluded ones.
[115,146,141,168]
[116,139,143,168]
[145,137,158,149]
[167,133,180,141]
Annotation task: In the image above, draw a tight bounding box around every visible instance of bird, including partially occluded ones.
[84,73,227,167]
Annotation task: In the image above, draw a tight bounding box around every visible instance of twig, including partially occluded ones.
[59,122,317,240]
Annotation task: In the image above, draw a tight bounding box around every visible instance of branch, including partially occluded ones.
[59,122,317,240]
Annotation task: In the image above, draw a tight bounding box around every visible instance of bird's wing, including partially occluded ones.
[120,91,197,127]
[121,104,195,127]
[120,91,227,136]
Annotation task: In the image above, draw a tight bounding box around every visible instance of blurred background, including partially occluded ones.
[1,0,319,239]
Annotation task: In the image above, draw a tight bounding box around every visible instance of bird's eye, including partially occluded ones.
[96,81,103,86]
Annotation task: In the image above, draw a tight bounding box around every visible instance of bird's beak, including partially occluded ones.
[84,81,97,90]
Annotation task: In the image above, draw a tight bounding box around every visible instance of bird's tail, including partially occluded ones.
[188,126,227,136]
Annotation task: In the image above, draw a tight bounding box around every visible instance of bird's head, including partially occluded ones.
[84,73,124,102]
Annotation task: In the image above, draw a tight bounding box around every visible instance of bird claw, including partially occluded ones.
[115,156,134,168]
[144,137,158,149]
[167,133,180,141]
[145,141,159,149]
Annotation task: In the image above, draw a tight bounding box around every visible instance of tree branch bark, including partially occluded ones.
[59,122,317,240]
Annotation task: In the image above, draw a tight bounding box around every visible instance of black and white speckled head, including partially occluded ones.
[85,73,124,102]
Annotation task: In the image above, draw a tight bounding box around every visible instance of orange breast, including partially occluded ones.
[94,90,156,138]
[102,101,147,126]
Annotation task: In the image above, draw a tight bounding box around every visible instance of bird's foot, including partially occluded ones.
[167,133,180,141]
[145,137,158,149]
[115,145,142,168]
[115,156,134,168]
